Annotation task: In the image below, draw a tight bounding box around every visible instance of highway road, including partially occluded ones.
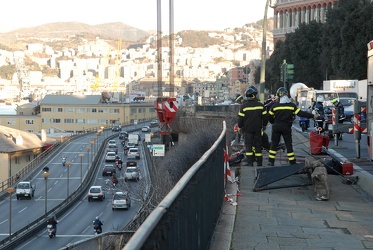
[0,124,153,250]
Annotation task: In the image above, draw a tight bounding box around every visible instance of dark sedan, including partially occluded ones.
[102,164,116,176]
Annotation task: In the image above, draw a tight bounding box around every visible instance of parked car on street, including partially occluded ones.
[124,166,140,182]
[87,186,105,202]
[102,164,116,176]
[112,191,131,210]
[150,119,158,125]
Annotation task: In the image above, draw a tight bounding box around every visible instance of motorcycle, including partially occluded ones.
[299,116,310,132]
[93,222,103,235]
[62,157,66,167]
[117,162,123,171]
[47,224,56,238]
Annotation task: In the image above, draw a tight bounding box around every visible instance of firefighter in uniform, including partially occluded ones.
[268,87,316,166]
[238,87,268,166]
[331,98,345,140]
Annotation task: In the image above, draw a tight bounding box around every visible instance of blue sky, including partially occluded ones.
[0,0,273,32]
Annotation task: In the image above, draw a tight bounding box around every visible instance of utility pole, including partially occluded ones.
[259,0,271,102]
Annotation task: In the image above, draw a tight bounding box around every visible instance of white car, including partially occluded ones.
[150,119,158,125]
[112,191,131,210]
[128,147,140,159]
[124,167,140,182]
[105,152,117,162]
[142,126,151,132]
[108,140,116,146]
[87,186,105,202]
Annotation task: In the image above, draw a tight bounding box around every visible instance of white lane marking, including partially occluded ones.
[19,207,27,213]
[0,219,8,225]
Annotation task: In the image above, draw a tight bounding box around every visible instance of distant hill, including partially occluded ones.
[0,22,151,48]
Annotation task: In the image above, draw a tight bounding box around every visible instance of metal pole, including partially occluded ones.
[45,178,48,214]
[67,165,70,197]
[80,156,83,183]
[259,0,271,102]
[9,192,12,240]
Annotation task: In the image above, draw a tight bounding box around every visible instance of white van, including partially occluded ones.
[128,133,139,146]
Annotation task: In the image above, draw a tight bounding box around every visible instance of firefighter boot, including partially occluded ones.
[256,156,263,167]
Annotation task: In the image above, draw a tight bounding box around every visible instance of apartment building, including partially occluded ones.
[0,95,156,134]
[272,0,337,44]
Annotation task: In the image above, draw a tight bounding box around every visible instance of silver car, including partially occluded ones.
[124,167,140,182]
[112,192,131,210]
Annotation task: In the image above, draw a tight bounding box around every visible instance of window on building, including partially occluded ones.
[110,108,120,113]
[53,119,61,123]
[98,119,107,125]
[76,119,85,124]
[64,119,74,123]
[65,108,74,112]
[42,118,51,123]
[98,108,108,113]
[76,108,85,113]
[53,108,63,112]
[26,120,34,125]
[87,108,97,113]
[87,119,97,124]
[15,157,20,164]
[42,107,52,112]
[130,108,137,114]
[26,155,31,162]
[149,108,155,113]
[7,120,15,125]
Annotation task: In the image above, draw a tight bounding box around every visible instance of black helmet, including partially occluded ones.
[246,86,258,98]
[235,94,243,103]
[276,87,288,98]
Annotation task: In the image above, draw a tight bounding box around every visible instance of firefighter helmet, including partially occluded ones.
[245,86,258,98]
[276,87,288,98]
[235,94,243,103]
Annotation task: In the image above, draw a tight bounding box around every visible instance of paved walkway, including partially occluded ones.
[210,127,373,250]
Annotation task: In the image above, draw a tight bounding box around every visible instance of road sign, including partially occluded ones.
[152,144,165,157]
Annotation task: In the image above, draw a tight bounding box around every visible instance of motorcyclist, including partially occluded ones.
[61,155,66,166]
[312,95,325,131]
[93,216,103,234]
[47,215,58,235]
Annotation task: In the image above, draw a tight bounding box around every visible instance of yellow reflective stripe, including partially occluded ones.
[238,112,244,117]
[255,153,262,157]
[243,106,264,111]
[287,152,294,157]
[269,150,277,154]
[269,110,274,115]
[288,156,295,160]
[269,155,276,159]
[294,108,301,114]
[246,152,254,156]
[262,110,267,115]
[273,106,295,111]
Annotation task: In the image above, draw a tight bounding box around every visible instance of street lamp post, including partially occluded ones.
[93,136,97,153]
[65,161,72,197]
[42,171,50,215]
[79,153,84,184]
[86,147,91,168]
[89,141,95,160]
[6,187,15,241]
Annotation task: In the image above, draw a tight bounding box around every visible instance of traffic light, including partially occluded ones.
[286,64,294,81]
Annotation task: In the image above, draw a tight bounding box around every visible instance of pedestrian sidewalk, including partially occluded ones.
[210,127,373,250]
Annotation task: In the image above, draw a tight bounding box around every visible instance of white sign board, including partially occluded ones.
[152,144,165,157]
[134,119,138,125]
